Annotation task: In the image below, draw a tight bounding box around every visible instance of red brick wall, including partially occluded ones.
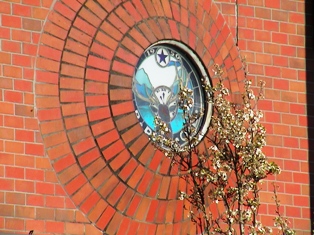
[0,0,311,234]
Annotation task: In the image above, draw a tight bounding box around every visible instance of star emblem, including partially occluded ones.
[158,50,167,64]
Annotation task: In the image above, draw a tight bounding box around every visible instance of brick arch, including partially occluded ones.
[35,0,243,234]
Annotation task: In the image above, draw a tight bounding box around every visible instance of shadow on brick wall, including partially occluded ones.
[306,0,314,231]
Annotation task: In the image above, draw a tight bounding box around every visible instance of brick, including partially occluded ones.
[43,131,67,150]
[61,64,85,78]
[0,26,10,40]
[0,178,14,191]
[72,136,95,155]
[45,195,65,208]
[85,81,107,94]
[37,57,60,72]
[0,51,11,65]
[101,138,124,161]
[121,124,142,144]
[157,154,171,175]
[0,127,14,140]
[26,194,44,206]
[89,167,111,191]
[0,1,10,13]
[254,7,271,19]
[2,15,21,28]
[281,46,296,58]
[96,205,115,230]
[137,23,157,44]
[289,34,305,47]
[159,18,172,39]
[279,22,296,34]
[36,97,59,109]
[111,101,134,116]
[148,150,163,172]
[32,32,41,44]
[290,103,306,115]
[290,81,305,92]
[60,90,84,102]
[15,104,34,117]
[87,54,111,72]
[289,12,304,24]
[48,10,71,30]
[41,33,65,51]
[35,158,51,170]
[99,175,119,198]
[110,149,130,171]
[3,65,23,78]
[45,21,68,40]
[60,77,83,90]
[117,156,136,181]
[67,126,91,144]
[272,9,289,22]
[74,18,96,36]
[88,107,110,121]
[79,191,100,215]
[6,166,24,179]
[297,24,305,35]
[22,18,42,31]
[272,32,288,44]
[123,2,141,22]
[168,176,180,199]
[38,45,62,61]
[14,80,33,92]
[46,221,65,233]
[109,74,131,88]
[265,66,281,77]
[64,114,88,130]
[0,78,13,91]
[107,182,127,206]
[136,170,153,194]
[0,152,14,165]
[115,46,140,66]
[14,155,33,168]
[32,6,49,20]
[77,7,101,28]
[273,124,290,135]
[85,224,102,235]
[5,218,24,230]
[5,140,24,153]
[55,209,75,222]
[274,55,289,67]
[15,179,34,193]
[124,193,141,217]
[297,47,305,58]
[36,182,55,195]
[290,57,305,69]
[53,153,75,172]
[106,212,124,235]
[16,205,35,218]
[3,41,22,54]
[64,222,85,235]
[65,173,87,196]
[115,6,135,28]
[35,84,58,97]
[25,220,45,232]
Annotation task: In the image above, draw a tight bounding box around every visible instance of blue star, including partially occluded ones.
[158,50,167,64]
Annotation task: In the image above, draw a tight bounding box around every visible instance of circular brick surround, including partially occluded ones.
[35,0,243,234]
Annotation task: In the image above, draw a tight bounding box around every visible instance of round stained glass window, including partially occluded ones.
[132,41,212,149]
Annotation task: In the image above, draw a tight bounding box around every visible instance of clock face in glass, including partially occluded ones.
[132,42,211,148]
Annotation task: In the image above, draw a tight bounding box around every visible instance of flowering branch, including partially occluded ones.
[151,63,294,235]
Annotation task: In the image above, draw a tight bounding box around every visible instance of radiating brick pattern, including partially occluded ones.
[34,0,243,234]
